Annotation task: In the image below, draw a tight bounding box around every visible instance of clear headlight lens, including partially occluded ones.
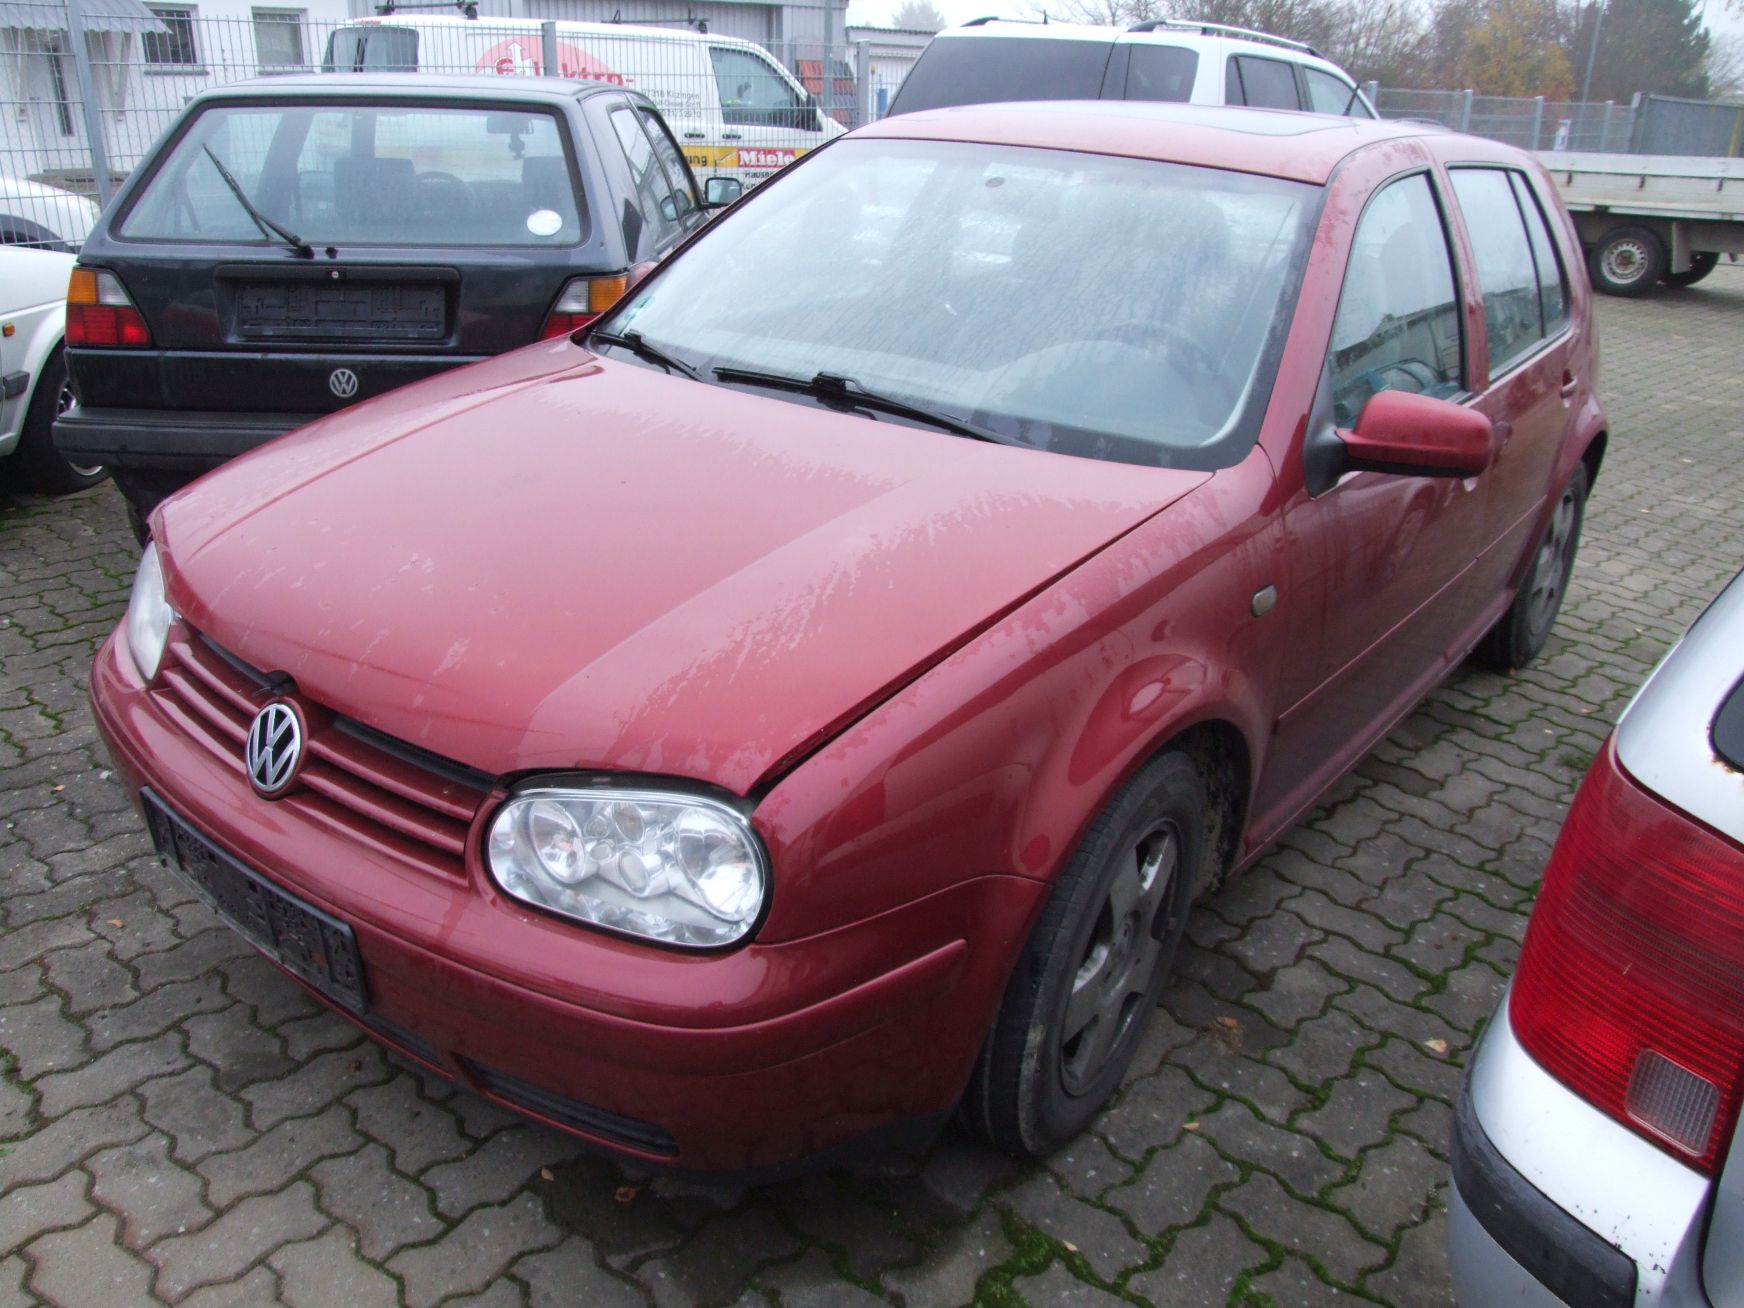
[487,787,768,948]
[124,542,175,681]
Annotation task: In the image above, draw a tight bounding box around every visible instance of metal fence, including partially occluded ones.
[1373,86,1744,157]
[1,5,874,228]
[1373,87,1638,152]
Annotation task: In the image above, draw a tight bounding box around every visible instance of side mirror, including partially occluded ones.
[703,176,744,208]
[624,259,659,294]
[1340,390,1495,478]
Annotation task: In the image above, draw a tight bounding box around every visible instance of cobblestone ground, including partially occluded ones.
[4,268,1743,1308]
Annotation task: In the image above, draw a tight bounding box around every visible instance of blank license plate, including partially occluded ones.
[143,791,368,1012]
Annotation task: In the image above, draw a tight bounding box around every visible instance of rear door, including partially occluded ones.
[77,94,614,419]
[1225,53,1305,109]
[1441,165,1579,593]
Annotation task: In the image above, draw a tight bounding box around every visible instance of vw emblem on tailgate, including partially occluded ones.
[245,702,304,798]
[328,367,360,399]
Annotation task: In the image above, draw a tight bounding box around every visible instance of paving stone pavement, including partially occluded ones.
[3,267,1743,1307]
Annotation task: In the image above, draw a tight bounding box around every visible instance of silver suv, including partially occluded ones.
[888,18,1375,118]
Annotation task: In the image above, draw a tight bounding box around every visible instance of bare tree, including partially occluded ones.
[892,0,949,30]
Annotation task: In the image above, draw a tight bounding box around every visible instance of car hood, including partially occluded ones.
[159,340,1210,794]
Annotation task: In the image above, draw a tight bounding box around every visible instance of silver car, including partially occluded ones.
[1450,568,1744,1307]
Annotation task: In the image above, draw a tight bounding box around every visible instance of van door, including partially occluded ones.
[705,44,827,184]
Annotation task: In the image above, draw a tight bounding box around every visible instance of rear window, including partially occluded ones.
[118,102,587,247]
[889,36,1112,114]
[322,26,418,72]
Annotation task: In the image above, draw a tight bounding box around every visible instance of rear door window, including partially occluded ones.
[1228,55,1302,110]
[119,102,585,246]
[888,37,1113,114]
[1448,168,1550,374]
[1510,173,1569,338]
[1122,43,1197,102]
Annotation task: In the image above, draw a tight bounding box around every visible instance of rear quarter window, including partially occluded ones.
[889,37,1113,114]
[118,102,588,247]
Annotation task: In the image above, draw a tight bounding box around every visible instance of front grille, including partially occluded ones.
[466,1061,679,1157]
[153,627,491,880]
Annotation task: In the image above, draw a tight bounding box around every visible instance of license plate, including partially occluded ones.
[233,281,446,343]
[142,791,368,1012]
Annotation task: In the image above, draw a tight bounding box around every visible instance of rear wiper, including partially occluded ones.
[202,146,311,257]
[590,328,700,380]
[713,367,1012,445]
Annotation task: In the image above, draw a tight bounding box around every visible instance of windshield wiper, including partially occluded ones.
[203,146,311,257]
[590,329,701,380]
[713,367,1012,445]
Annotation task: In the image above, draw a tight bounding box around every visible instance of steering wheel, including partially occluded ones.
[413,171,475,220]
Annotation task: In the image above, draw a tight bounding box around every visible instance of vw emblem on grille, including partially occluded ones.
[328,367,360,399]
[245,701,304,798]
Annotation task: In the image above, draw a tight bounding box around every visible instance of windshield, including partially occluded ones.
[604,138,1315,467]
[119,102,586,247]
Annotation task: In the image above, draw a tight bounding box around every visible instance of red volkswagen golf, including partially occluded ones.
[89,102,1605,1172]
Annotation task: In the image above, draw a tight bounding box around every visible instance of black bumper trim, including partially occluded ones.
[1451,1075,1638,1308]
[54,406,306,470]
[2,370,27,401]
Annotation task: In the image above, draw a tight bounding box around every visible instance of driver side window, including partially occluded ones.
[1329,173,1463,427]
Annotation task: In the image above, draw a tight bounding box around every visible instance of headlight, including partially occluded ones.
[487,787,768,948]
[124,542,175,681]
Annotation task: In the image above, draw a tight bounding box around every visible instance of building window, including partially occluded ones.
[144,6,199,67]
[252,9,306,71]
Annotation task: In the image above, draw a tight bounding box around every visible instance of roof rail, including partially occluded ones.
[1129,17,1320,57]
[961,13,1048,24]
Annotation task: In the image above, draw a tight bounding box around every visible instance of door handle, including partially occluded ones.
[722,131,743,141]
[682,130,705,139]
[1559,371,1578,399]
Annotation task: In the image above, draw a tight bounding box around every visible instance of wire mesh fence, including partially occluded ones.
[2,6,872,234]
[7,1,1744,241]
[1373,87,1638,152]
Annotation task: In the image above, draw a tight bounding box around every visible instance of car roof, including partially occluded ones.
[185,72,622,106]
[855,100,1440,185]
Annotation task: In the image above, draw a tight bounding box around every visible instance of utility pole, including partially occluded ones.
[1581,0,1605,104]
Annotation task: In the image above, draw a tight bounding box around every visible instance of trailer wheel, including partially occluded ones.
[1662,252,1719,288]
[1588,226,1666,297]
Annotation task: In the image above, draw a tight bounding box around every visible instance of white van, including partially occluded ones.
[323,16,845,186]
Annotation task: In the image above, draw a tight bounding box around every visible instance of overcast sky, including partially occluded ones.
[846,0,1744,58]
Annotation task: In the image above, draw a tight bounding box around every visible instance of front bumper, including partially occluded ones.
[1449,998,1714,1308]
[91,629,1043,1172]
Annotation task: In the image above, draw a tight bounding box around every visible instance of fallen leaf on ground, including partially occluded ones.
[614,1185,640,1204]
[1425,1038,1450,1056]
[539,1167,554,1182]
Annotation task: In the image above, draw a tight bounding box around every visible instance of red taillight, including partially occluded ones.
[1511,738,1744,1173]
[540,275,627,340]
[65,268,151,348]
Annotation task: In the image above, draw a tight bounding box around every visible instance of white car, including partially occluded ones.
[1,247,106,493]
[888,18,1376,118]
[0,172,101,252]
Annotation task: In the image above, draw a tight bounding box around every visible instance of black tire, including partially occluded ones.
[1587,226,1666,297]
[12,347,106,495]
[1475,464,1587,670]
[961,749,1202,1157]
[1661,251,1719,288]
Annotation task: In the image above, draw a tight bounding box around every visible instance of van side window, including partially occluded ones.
[1509,172,1569,338]
[709,47,805,129]
[1329,173,1464,426]
[1303,67,1365,116]
[1448,168,1552,375]
[1123,44,1197,102]
[1227,55,1300,110]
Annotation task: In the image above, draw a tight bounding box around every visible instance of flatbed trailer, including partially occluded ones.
[1537,150,1744,296]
